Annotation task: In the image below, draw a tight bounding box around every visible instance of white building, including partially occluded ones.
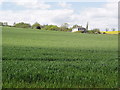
[72,27,86,33]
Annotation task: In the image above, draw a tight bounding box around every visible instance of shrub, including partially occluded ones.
[32,22,41,29]
[87,29,101,34]
[43,25,60,31]
[14,22,31,28]
[103,32,106,34]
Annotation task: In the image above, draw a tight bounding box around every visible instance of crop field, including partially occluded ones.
[2,27,118,88]
[101,31,120,34]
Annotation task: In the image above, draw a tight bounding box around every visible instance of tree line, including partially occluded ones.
[1,22,72,32]
[0,21,116,34]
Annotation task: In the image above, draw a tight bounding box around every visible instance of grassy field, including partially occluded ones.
[2,27,118,88]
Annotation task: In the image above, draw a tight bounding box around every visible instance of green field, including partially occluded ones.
[2,27,118,88]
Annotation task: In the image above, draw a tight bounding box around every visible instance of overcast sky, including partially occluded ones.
[0,0,119,31]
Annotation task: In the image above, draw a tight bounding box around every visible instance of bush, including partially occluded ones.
[43,25,60,31]
[32,22,41,29]
[14,22,31,28]
[103,32,106,34]
[87,29,101,34]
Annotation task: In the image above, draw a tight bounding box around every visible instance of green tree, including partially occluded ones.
[41,24,48,28]
[3,22,8,26]
[93,28,101,34]
[61,23,69,28]
[88,28,101,34]
[60,23,69,31]
[72,24,80,28]
[43,25,60,31]
[14,22,31,28]
[32,22,41,29]
[0,22,3,26]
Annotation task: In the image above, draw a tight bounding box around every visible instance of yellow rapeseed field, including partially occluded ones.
[101,31,120,34]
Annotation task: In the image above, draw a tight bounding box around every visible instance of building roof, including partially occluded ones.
[73,26,85,29]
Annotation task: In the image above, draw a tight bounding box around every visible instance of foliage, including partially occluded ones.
[3,22,8,26]
[43,25,60,31]
[61,23,69,28]
[103,32,106,34]
[14,22,31,28]
[2,27,118,88]
[72,24,80,28]
[0,22,3,26]
[87,28,101,34]
[0,22,8,26]
[32,22,41,29]
[60,23,69,31]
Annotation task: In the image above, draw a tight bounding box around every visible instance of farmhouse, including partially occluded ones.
[72,26,87,33]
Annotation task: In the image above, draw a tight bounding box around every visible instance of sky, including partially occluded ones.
[0,0,119,31]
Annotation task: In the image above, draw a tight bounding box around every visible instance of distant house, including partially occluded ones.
[72,26,87,33]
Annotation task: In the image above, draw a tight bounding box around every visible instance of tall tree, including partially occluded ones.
[61,23,69,28]
[86,22,89,31]
[13,22,16,27]
[60,23,69,31]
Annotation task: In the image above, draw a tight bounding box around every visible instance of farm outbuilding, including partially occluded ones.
[72,26,87,33]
